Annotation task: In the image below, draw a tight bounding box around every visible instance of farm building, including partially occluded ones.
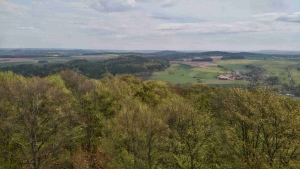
[218,75,230,80]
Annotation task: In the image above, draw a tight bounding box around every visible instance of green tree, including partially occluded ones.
[100,76,170,169]
[0,73,73,169]
[158,97,213,169]
[220,88,300,168]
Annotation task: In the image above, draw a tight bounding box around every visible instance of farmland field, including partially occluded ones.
[151,63,249,86]
[216,59,298,85]
[152,58,300,86]
[289,65,300,85]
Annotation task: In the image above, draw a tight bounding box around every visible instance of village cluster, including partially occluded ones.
[218,75,244,80]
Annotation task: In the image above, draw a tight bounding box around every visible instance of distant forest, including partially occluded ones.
[0,55,170,78]
[221,56,245,60]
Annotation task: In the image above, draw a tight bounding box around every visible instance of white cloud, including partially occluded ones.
[253,12,300,23]
[1,0,300,50]
[156,21,285,35]
[134,0,180,7]
[157,23,185,31]
[158,0,180,8]
[148,12,207,23]
[0,0,24,12]
[87,0,137,13]
[82,0,181,13]
[252,13,280,21]
[16,26,41,30]
[277,12,300,23]
[0,0,30,18]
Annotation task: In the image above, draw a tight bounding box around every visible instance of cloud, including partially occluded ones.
[16,26,41,30]
[86,0,181,13]
[252,13,279,21]
[149,12,207,23]
[156,21,291,35]
[276,12,300,23]
[89,0,137,13]
[82,29,116,37]
[0,0,33,31]
[160,0,180,8]
[157,23,185,31]
[253,12,300,23]
[270,0,286,11]
[1,0,300,50]
[134,0,180,7]
[0,0,22,12]
[0,0,30,17]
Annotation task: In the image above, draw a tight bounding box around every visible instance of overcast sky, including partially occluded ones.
[0,0,300,50]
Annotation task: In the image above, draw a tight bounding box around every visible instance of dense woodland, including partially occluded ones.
[1,70,300,169]
[0,56,169,79]
[221,56,245,60]
[191,58,213,62]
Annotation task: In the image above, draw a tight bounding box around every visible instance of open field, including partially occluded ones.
[289,65,300,85]
[181,62,218,68]
[0,54,119,67]
[152,58,300,87]
[216,59,298,85]
[211,56,223,61]
[152,64,200,84]
[203,79,248,85]
[151,63,249,86]
[215,59,297,70]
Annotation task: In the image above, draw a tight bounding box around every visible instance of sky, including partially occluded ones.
[0,0,300,51]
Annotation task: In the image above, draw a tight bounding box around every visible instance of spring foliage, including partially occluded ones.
[0,71,300,169]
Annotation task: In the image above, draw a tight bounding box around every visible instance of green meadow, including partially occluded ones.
[289,65,300,85]
[151,63,249,86]
[216,59,299,85]
[152,59,300,86]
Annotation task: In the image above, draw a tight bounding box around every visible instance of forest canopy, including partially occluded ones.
[1,71,300,169]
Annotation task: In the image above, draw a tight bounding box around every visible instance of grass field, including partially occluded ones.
[151,63,249,86]
[152,59,300,86]
[216,59,298,85]
[289,65,300,85]
[152,64,200,84]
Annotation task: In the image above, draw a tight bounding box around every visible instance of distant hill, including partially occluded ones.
[255,50,300,55]
[150,51,300,60]
[2,48,300,60]
[153,50,184,55]
[150,51,277,60]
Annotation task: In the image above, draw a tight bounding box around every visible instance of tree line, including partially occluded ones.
[221,56,245,60]
[0,55,170,79]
